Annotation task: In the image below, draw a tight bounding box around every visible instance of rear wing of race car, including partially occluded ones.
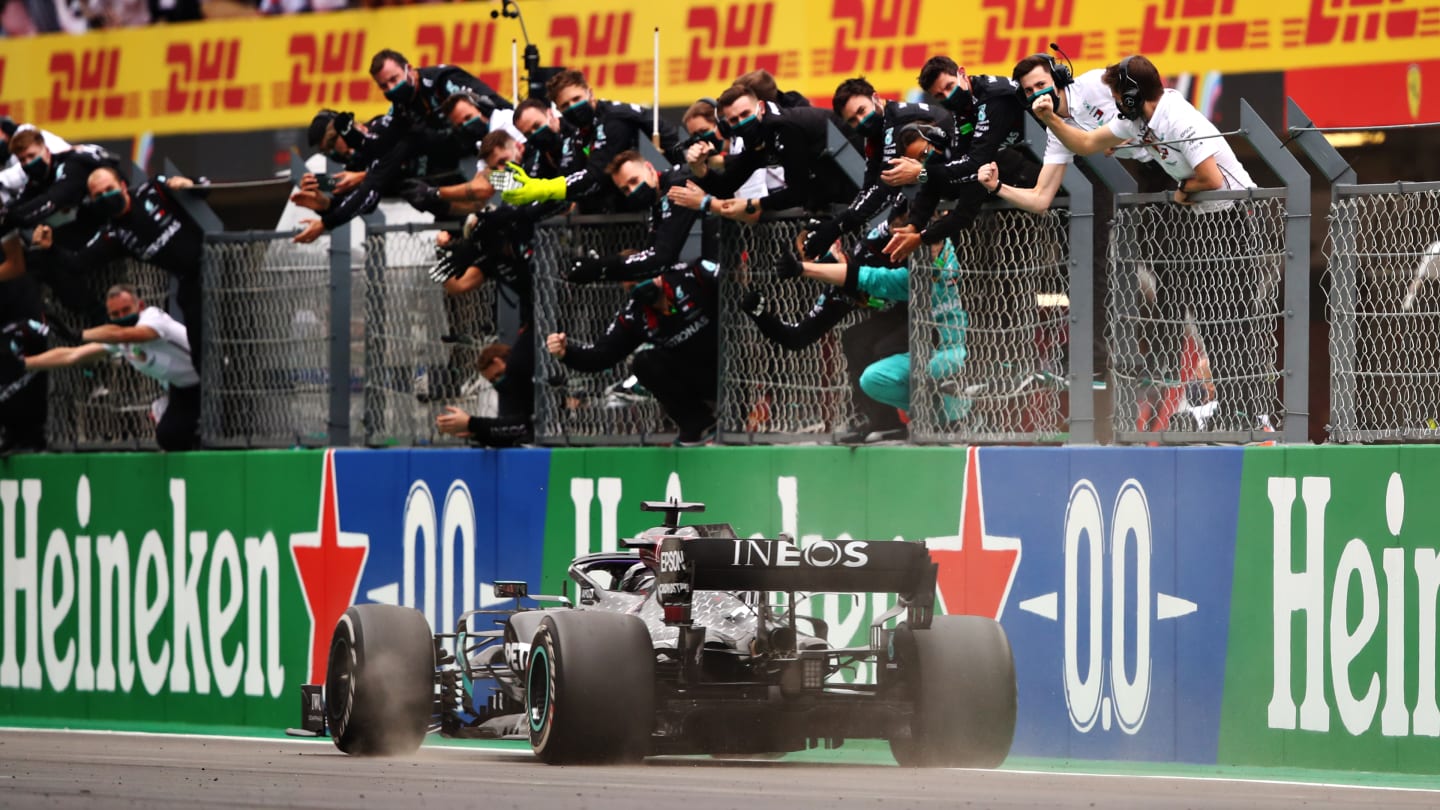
[654,535,938,626]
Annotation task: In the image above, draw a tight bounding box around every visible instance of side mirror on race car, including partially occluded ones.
[493,581,528,599]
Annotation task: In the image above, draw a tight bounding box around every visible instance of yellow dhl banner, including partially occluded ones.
[1,0,1438,140]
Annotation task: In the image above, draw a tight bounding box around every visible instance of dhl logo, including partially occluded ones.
[1283,0,1440,48]
[960,0,1105,66]
[155,40,260,116]
[44,48,138,123]
[1120,0,1270,55]
[819,0,944,80]
[671,2,799,85]
[548,12,649,88]
[414,22,506,93]
[279,31,375,109]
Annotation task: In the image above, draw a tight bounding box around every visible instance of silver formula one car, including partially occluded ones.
[295,498,1016,767]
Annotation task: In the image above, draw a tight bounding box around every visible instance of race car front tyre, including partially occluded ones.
[326,605,435,756]
[525,610,655,764]
[889,615,1016,768]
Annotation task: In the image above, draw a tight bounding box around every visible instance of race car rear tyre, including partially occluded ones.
[889,615,1016,768]
[526,610,654,764]
[326,605,435,756]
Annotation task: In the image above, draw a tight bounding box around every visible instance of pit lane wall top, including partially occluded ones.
[2,0,1438,140]
[1,445,1438,773]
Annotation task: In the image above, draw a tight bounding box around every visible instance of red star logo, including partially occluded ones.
[290,450,370,684]
[927,446,1022,619]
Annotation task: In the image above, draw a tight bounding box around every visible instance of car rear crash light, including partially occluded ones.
[663,604,691,624]
[802,657,825,689]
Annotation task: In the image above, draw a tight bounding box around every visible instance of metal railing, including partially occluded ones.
[360,219,501,447]
[200,230,334,448]
[1324,182,1440,442]
[1108,100,1310,445]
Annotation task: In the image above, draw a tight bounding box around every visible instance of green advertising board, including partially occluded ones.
[1222,446,1440,773]
[0,452,322,731]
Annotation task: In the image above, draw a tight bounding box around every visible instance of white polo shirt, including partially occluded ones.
[1043,69,1151,165]
[1107,88,1255,211]
[106,306,198,389]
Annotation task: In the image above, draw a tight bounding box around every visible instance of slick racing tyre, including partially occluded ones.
[889,615,1016,768]
[525,610,655,764]
[326,605,435,756]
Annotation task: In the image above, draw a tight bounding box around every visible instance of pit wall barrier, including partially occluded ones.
[0,446,1436,773]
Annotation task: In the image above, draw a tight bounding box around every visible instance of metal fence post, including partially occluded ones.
[1061,159,1096,445]
[1241,99,1311,444]
[328,219,353,446]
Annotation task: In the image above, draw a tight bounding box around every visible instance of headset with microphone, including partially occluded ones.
[1036,42,1075,91]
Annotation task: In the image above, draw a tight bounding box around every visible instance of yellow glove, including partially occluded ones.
[501,162,567,205]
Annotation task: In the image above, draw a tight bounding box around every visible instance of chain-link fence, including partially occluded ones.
[43,258,172,451]
[1107,191,1288,444]
[200,232,332,448]
[907,207,1072,444]
[1326,183,1440,442]
[717,216,867,443]
[361,223,500,446]
[530,214,675,445]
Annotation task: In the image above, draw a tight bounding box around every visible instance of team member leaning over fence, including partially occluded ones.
[29,166,208,377]
[666,99,780,223]
[787,230,972,428]
[697,83,853,220]
[367,47,510,186]
[546,259,722,446]
[743,220,911,443]
[510,97,588,186]
[510,150,705,283]
[500,69,678,212]
[294,107,455,243]
[434,342,533,448]
[984,51,1165,377]
[8,285,199,451]
[0,118,69,208]
[803,77,955,258]
[396,92,538,218]
[883,57,1039,262]
[1029,53,1264,431]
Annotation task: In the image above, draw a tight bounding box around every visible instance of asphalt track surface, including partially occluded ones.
[3,729,1438,809]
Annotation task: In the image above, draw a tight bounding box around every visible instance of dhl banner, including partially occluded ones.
[1,0,1439,140]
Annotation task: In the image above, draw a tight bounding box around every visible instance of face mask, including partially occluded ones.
[730,112,761,143]
[384,76,416,104]
[526,125,560,154]
[458,115,488,142]
[622,181,656,210]
[109,312,140,327]
[923,146,947,166]
[325,149,348,165]
[1025,86,1056,110]
[856,108,882,139]
[561,98,595,129]
[941,82,974,115]
[22,154,46,183]
[92,189,126,219]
